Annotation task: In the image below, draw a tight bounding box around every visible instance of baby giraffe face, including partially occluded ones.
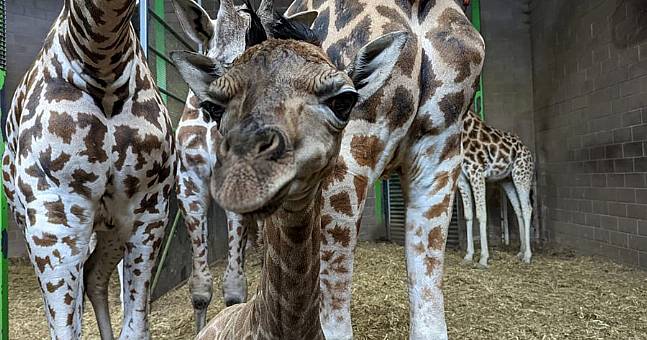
[209,39,358,215]
[173,10,408,216]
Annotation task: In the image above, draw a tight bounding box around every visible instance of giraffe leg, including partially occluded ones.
[514,182,533,264]
[222,211,249,307]
[118,196,169,339]
[402,132,463,340]
[470,175,489,268]
[457,173,474,263]
[177,169,213,332]
[500,181,526,258]
[84,228,124,340]
[513,156,534,264]
[23,192,95,339]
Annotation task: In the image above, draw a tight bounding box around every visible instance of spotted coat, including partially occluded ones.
[458,110,534,268]
[2,1,175,339]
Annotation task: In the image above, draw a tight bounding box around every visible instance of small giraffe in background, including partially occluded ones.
[457,110,534,268]
[172,5,407,338]
[171,0,317,331]
[3,1,175,338]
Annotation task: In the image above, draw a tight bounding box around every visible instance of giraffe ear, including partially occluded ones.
[346,31,409,103]
[170,51,224,102]
[285,10,318,27]
[172,0,215,46]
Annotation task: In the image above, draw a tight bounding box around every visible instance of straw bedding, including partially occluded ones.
[9,242,647,339]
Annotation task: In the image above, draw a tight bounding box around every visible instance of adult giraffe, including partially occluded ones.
[217,0,484,338]
[458,110,534,268]
[3,1,175,338]
[171,0,318,331]
[172,4,407,338]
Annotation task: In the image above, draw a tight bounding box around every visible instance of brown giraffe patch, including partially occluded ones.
[419,50,444,106]
[123,175,140,198]
[353,175,368,205]
[47,111,76,143]
[62,236,80,256]
[134,193,160,214]
[18,118,44,158]
[440,133,460,161]
[377,5,417,77]
[44,198,69,227]
[334,0,364,30]
[70,205,87,224]
[328,225,351,247]
[34,255,53,273]
[177,126,207,149]
[113,125,162,171]
[386,86,415,130]
[330,192,353,216]
[431,171,450,195]
[32,232,58,247]
[27,208,36,226]
[64,293,73,305]
[428,8,483,83]
[321,214,333,229]
[185,154,207,166]
[322,157,348,190]
[428,228,444,251]
[424,256,439,276]
[413,242,426,255]
[321,250,334,262]
[69,169,99,199]
[77,112,108,163]
[350,135,384,168]
[424,195,451,220]
[183,178,199,197]
[438,91,465,126]
[46,278,65,293]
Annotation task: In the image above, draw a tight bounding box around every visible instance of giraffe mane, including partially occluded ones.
[242,0,320,49]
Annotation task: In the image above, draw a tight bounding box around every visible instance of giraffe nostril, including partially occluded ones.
[257,134,278,155]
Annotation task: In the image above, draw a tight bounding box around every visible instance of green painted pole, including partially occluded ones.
[470,0,485,120]
[0,68,8,340]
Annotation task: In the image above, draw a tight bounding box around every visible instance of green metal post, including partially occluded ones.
[471,0,485,120]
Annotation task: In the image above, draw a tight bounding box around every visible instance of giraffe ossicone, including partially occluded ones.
[172,3,408,337]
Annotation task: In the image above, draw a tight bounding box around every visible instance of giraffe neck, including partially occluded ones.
[61,0,137,84]
[251,189,323,339]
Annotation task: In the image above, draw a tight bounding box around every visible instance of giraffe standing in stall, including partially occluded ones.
[171,5,408,338]
[458,110,534,268]
[216,0,484,338]
[171,0,318,331]
[3,1,175,338]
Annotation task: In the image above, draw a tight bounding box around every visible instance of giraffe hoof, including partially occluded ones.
[475,262,488,270]
[461,258,473,266]
[521,257,532,265]
[516,252,524,259]
[192,295,212,310]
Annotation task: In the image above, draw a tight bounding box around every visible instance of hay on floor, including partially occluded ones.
[9,242,647,339]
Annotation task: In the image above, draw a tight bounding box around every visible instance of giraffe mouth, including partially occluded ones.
[211,157,296,215]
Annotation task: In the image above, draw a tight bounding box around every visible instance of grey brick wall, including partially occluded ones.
[530,0,647,269]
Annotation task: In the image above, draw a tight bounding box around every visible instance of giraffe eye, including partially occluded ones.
[200,101,225,124]
[326,90,358,122]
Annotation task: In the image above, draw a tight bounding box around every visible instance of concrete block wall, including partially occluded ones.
[530,0,647,269]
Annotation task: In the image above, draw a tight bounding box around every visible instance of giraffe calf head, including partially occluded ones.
[172,5,408,216]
